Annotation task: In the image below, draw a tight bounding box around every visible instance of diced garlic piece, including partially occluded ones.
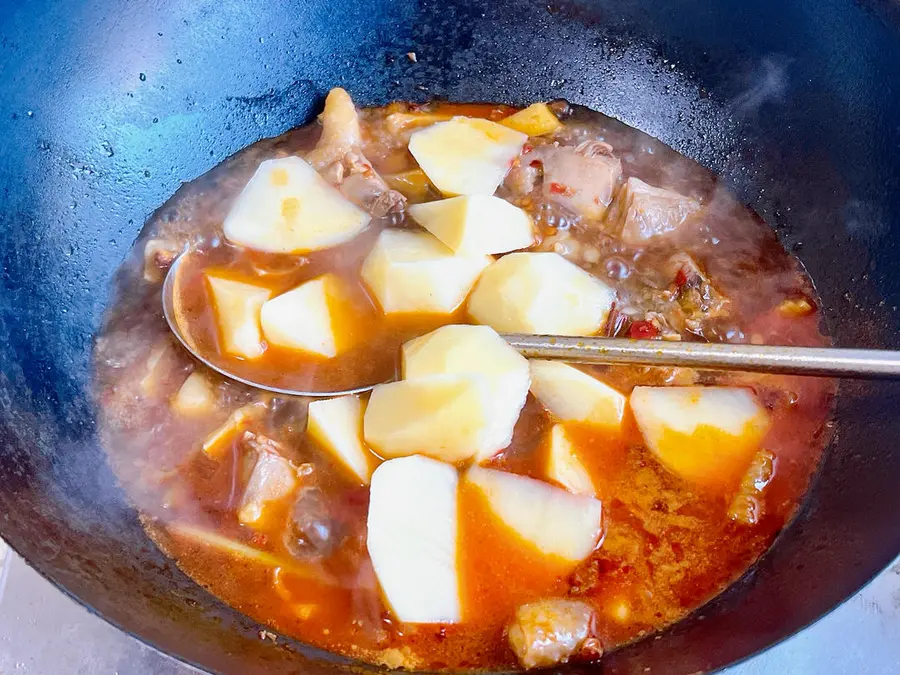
[206,274,272,360]
[367,456,461,623]
[546,425,595,496]
[402,325,530,461]
[223,156,370,254]
[360,229,490,315]
[408,117,527,196]
[238,451,298,527]
[408,196,534,255]
[307,395,373,484]
[630,386,771,488]
[363,375,495,463]
[529,360,625,429]
[468,252,615,336]
[465,466,602,562]
[171,371,217,416]
[500,103,562,136]
[260,274,345,358]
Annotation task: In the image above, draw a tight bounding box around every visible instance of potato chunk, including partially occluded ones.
[546,425,594,496]
[307,395,373,484]
[223,156,370,254]
[363,375,494,463]
[260,274,346,358]
[206,274,272,360]
[171,371,217,417]
[630,386,771,489]
[360,229,490,315]
[408,196,534,256]
[465,466,602,562]
[500,103,562,137]
[367,456,461,623]
[608,177,700,245]
[408,117,527,196]
[468,252,615,336]
[402,325,530,461]
[529,360,625,429]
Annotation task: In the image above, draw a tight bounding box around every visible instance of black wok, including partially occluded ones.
[1,0,899,672]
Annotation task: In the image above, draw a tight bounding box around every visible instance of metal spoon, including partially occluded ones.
[162,258,900,397]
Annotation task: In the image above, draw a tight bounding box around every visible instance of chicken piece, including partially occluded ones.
[284,486,340,562]
[143,238,180,283]
[504,157,541,200]
[306,88,363,170]
[539,141,622,221]
[507,599,603,669]
[668,253,731,334]
[238,436,299,528]
[305,88,406,217]
[608,177,701,244]
[728,448,776,525]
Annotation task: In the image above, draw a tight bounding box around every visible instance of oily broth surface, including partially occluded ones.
[94,100,836,669]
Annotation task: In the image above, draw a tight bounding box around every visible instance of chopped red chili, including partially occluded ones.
[549,182,575,196]
[522,143,534,154]
[674,267,688,288]
[629,320,660,339]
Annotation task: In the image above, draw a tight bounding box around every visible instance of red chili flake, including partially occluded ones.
[629,320,659,339]
[673,267,688,288]
[529,159,542,168]
[549,182,575,196]
[522,143,534,154]
[250,532,269,546]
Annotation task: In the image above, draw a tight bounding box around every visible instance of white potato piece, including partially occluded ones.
[546,425,595,496]
[223,156,370,254]
[260,274,345,358]
[408,117,527,196]
[206,274,272,360]
[307,395,373,484]
[408,196,534,255]
[364,374,500,463]
[402,325,530,461]
[468,252,615,336]
[465,466,602,562]
[238,451,298,527]
[630,386,771,489]
[171,371,217,417]
[360,229,491,315]
[367,456,461,623]
[529,360,626,429]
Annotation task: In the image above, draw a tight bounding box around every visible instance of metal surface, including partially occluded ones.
[1,1,900,674]
[2,549,899,674]
[507,334,900,378]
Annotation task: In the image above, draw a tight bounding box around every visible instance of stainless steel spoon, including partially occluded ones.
[162,257,900,397]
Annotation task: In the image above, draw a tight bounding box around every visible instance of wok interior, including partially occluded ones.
[0,0,899,673]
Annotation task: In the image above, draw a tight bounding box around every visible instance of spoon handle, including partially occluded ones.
[503,334,900,379]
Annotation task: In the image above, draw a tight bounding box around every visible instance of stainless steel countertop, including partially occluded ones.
[0,551,897,674]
